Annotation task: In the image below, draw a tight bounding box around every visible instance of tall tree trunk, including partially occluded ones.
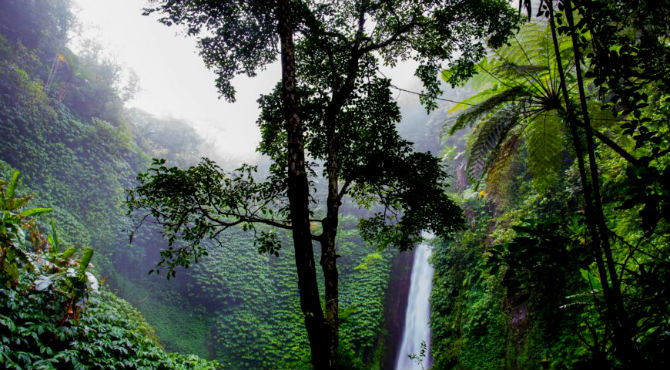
[321,210,339,370]
[321,115,341,369]
[317,42,363,369]
[546,0,620,357]
[276,1,332,369]
[562,0,637,365]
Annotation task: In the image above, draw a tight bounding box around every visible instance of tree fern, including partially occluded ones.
[444,21,577,194]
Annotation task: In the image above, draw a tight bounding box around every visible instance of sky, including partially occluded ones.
[70,0,280,160]
[69,0,424,161]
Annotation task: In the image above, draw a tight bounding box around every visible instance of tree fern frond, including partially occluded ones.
[513,22,545,46]
[448,86,524,135]
[523,112,565,192]
[444,21,577,195]
[448,85,499,114]
[500,23,547,63]
[466,106,521,187]
[469,56,501,90]
[486,130,523,200]
[495,63,547,79]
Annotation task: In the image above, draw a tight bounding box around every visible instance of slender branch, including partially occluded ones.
[337,178,353,202]
[245,216,292,230]
[616,232,646,283]
[129,214,151,244]
[592,130,641,166]
[354,0,367,46]
[610,230,660,262]
[360,19,418,54]
[196,205,243,228]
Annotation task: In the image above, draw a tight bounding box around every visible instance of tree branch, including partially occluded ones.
[337,178,353,202]
[592,129,641,166]
[360,20,417,54]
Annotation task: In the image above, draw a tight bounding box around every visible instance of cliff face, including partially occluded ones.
[382,250,415,370]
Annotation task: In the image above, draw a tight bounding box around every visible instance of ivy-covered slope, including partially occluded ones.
[177,216,393,369]
[0,1,396,368]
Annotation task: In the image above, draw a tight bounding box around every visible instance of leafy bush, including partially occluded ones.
[0,172,218,370]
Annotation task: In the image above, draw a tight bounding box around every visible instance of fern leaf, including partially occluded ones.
[523,112,565,192]
[466,107,520,187]
[503,23,550,63]
[448,84,499,114]
[448,86,524,135]
[495,63,547,79]
[470,56,499,90]
[485,130,522,198]
[4,170,20,210]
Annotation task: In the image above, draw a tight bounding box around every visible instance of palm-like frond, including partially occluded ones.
[466,106,521,187]
[444,21,575,194]
[447,86,524,135]
[485,129,523,199]
[523,112,565,192]
[495,63,547,78]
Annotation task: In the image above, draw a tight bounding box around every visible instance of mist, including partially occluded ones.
[70,0,278,163]
[69,0,445,167]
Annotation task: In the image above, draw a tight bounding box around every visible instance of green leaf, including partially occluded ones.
[61,248,76,259]
[49,218,59,252]
[79,248,94,273]
[448,86,524,135]
[466,107,520,187]
[19,208,52,218]
[6,171,20,206]
[523,112,564,192]
[580,268,602,290]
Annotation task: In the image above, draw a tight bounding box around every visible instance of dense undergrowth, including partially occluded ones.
[0,172,217,370]
[430,10,670,369]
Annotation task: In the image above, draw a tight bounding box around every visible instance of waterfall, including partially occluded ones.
[395,241,434,370]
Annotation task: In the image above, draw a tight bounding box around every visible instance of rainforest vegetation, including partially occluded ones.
[1,0,669,369]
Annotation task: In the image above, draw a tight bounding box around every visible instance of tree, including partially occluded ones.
[139,2,329,367]
[444,19,639,195]
[444,16,637,364]
[443,22,571,194]
[448,0,670,366]
[0,0,72,60]
[131,1,519,368]
[452,5,642,363]
[556,1,670,366]
[567,0,670,241]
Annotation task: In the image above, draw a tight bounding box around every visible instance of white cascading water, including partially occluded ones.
[395,240,434,370]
